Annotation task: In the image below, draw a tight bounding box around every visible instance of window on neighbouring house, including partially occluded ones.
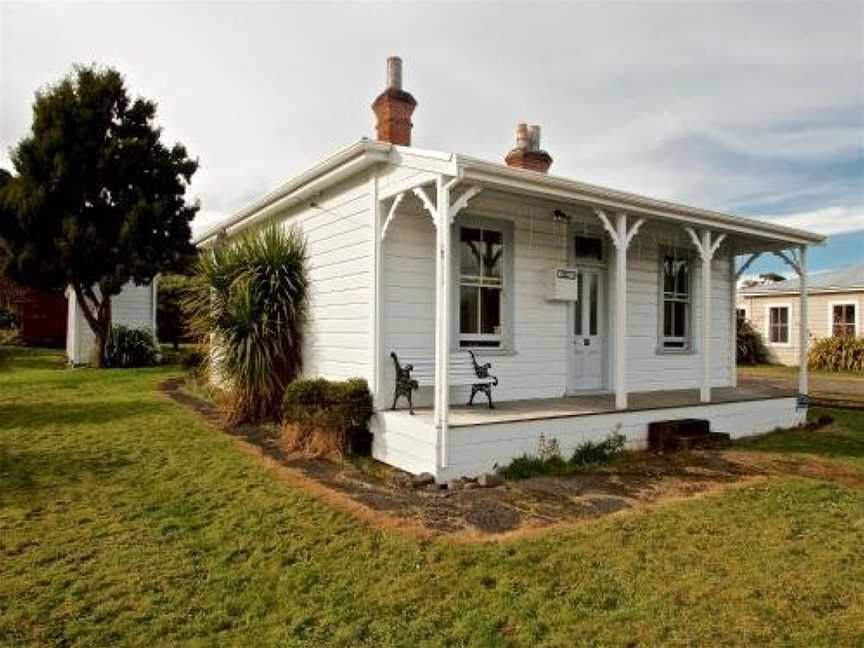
[660,254,691,350]
[768,306,790,344]
[459,226,504,347]
[736,308,747,325]
[832,303,857,337]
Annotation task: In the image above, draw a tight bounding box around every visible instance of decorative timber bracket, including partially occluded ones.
[772,248,804,276]
[684,226,726,262]
[380,182,483,242]
[594,208,645,250]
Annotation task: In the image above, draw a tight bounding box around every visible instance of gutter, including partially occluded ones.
[457,155,826,246]
[194,139,392,246]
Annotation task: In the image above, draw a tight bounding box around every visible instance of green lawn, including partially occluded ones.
[2,349,863,647]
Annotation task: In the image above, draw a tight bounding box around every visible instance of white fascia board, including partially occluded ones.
[741,287,864,297]
[456,156,825,247]
[194,139,392,246]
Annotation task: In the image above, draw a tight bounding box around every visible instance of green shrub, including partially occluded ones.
[281,377,374,457]
[571,433,627,467]
[737,318,769,365]
[808,336,864,373]
[186,223,308,423]
[104,325,158,368]
[500,432,627,480]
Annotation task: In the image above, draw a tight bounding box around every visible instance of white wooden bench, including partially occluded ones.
[390,351,499,415]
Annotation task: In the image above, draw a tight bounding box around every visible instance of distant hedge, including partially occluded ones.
[808,336,864,373]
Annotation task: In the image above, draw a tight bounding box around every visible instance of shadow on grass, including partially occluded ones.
[735,408,864,464]
[0,346,66,371]
[0,400,165,431]
[0,445,133,496]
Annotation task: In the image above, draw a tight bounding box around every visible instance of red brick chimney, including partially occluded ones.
[372,57,417,147]
[505,123,553,173]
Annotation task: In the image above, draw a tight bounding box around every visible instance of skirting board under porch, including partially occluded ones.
[371,393,805,482]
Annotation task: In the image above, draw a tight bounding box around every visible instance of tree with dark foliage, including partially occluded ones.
[0,65,199,366]
[157,273,193,350]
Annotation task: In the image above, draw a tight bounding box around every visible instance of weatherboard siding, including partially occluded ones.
[269,170,375,382]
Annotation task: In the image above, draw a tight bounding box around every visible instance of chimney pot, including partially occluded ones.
[386,56,403,90]
[515,123,530,150]
[528,125,541,151]
[505,122,552,173]
[372,56,417,147]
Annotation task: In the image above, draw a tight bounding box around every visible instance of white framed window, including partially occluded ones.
[457,222,507,348]
[765,304,791,346]
[829,302,858,338]
[658,253,692,351]
[736,307,749,325]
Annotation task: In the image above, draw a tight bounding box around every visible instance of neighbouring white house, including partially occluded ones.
[737,264,863,365]
[65,280,158,365]
[195,58,825,480]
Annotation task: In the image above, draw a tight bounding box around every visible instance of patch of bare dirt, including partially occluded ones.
[161,378,864,540]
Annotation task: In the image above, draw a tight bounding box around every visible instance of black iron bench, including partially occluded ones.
[390,351,498,415]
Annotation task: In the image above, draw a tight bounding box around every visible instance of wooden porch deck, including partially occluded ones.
[407,384,796,427]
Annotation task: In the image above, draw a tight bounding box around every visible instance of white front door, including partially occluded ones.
[568,269,605,392]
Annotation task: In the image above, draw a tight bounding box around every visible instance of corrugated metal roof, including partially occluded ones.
[741,263,864,294]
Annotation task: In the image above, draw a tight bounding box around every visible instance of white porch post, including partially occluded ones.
[685,227,726,403]
[595,209,645,411]
[613,213,628,410]
[699,229,712,403]
[729,250,737,388]
[438,176,454,469]
[798,245,808,396]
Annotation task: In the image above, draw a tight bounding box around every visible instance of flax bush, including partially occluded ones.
[103,325,159,368]
[186,224,308,423]
[808,336,864,373]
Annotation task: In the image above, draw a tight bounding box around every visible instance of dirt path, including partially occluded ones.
[161,378,864,541]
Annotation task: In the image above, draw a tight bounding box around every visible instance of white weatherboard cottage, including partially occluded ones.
[196,58,825,481]
[65,281,158,365]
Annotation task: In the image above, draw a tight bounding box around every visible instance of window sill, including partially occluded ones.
[458,347,518,358]
[655,347,696,356]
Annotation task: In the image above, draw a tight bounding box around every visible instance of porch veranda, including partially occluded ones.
[396,383,796,427]
[370,156,817,477]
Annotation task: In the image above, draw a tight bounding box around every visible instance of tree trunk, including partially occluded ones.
[73,283,113,368]
[90,295,113,367]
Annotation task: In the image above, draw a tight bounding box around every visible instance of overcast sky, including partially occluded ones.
[1,2,862,274]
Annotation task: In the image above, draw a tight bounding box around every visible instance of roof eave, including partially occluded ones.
[456,155,826,247]
[194,139,392,246]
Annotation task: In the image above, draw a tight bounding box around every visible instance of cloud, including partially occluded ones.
[759,206,864,236]
[1,2,861,253]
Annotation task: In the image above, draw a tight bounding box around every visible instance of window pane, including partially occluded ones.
[574,236,603,260]
[589,273,598,335]
[460,286,478,334]
[483,230,503,281]
[672,302,687,338]
[674,259,689,296]
[663,257,675,294]
[664,301,673,337]
[574,275,583,336]
[480,287,501,334]
[460,227,481,278]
